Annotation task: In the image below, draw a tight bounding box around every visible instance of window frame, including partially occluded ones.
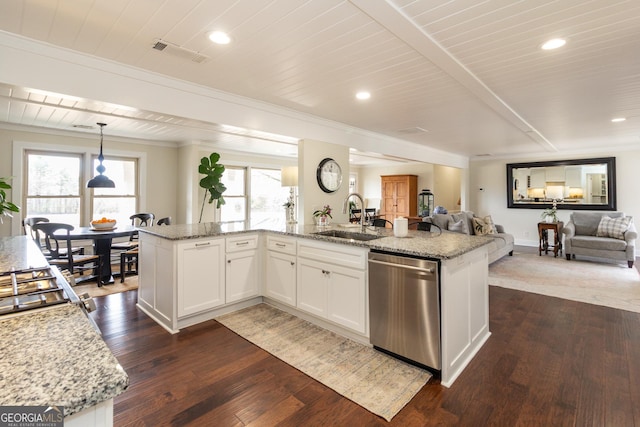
[11,140,148,235]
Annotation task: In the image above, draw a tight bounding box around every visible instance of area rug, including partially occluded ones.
[489,250,640,313]
[215,303,431,422]
[71,275,138,298]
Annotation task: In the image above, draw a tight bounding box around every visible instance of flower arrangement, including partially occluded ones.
[313,205,333,218]
[540,199,559,222]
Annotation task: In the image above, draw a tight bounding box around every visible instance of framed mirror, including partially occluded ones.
[506,157,616,210]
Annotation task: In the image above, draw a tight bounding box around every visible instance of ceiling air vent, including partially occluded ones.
[151,39,209,64]
[396,127,429,135]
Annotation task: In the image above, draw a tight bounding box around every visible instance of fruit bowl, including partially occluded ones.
[91,218,117,230]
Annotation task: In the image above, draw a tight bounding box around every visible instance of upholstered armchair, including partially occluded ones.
[562,212,637,268]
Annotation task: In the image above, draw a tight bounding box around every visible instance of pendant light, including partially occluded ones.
[87,122,115,188]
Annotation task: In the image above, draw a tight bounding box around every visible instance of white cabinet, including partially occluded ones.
[545,166,565,181]
[529,168,545,188]
[177,238,225,317]
[296,239,367,334]
[225,234,259,303]
[265,236,297,306]
[565,166,583,187]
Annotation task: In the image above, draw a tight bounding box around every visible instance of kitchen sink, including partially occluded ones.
[313,230,382,241]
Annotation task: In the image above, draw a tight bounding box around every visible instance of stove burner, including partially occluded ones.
[0,266,78,315]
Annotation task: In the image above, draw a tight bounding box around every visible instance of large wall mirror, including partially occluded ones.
[506,157,616,210]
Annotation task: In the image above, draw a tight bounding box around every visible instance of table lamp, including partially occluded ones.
[281,166,298,224]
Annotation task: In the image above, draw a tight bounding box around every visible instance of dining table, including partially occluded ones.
[61,224,138,284]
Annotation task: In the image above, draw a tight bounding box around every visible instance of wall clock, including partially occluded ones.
[316,157,342,193]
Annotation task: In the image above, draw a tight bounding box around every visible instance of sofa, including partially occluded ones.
[425,211,514,264]
[562,211,637,268]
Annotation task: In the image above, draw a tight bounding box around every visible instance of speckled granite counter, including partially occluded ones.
[138,221,491,260]
[0,304,129,416]
[0,236,129,418]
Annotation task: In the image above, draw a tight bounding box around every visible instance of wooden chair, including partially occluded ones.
[364,208,376,222]
[409,221,431,231]
[23,217,84,257]
[32,222,103,285]
[372,218,393,228]
[156,216,171,226]
[349,209,362,223]
[111,213,155,252]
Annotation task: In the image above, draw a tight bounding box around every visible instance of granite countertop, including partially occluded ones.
[0,304,129,417]
[138,221,492,260]
[0,236,50,272]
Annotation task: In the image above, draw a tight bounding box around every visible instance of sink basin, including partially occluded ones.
[313,230,382,241]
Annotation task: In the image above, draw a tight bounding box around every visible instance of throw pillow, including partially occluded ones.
[472,215,497,235]
[596,215,632,240]
[448,218,469,234]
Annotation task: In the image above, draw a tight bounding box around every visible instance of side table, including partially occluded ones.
[538,221,564,257]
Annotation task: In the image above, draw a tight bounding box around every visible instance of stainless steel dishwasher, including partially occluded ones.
[368,251,441,370]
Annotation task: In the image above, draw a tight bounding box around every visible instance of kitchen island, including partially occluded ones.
[137,222,492,386]
[0,236,129,426]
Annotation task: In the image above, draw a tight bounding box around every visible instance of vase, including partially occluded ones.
[316,216,329,226]
[545,216,555,223]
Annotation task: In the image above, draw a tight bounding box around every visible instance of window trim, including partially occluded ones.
[11,140,148,235]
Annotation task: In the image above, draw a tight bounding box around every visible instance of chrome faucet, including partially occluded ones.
[343,192,366,232]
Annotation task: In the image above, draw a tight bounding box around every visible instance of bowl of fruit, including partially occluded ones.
[91,217,117,230]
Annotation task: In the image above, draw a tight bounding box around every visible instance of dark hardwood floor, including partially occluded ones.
[92,258,640,426]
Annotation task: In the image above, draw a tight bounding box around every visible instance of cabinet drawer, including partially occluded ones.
[226,234,259,252]
[298,239,367,270]
[267,235,297,255]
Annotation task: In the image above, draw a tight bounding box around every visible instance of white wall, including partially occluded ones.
[299,139,350,225]
[469,150,640,247]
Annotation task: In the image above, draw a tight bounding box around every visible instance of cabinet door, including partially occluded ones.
[177,239,225,317]
[226,249,259,303]
[296,258,328,318]
[327,264,366,334]
[265,250,296,306]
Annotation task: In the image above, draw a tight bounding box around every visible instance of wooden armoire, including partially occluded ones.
[380,175,418,223]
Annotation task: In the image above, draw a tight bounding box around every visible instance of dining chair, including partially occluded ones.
[372,218,394,228]
[23,217,85,257]
[350,209,362,223]
[156,216,171,226]
[111,213,155,251]
[409,221,431,231]
[32,222,103,285]
[364,208,376,222]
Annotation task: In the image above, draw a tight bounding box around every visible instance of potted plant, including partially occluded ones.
[0,177,20,223]
[540,200,559,223]
[198,153,227,223]
[313,205,332,226]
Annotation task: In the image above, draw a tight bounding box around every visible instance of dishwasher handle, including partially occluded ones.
[368,258,436,274]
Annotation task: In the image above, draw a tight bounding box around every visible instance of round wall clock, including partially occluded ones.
[316,157,342,193]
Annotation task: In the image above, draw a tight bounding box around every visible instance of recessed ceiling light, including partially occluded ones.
[208,31,231,45]
[611,117,626,122]
[541,38,566,50]
[356,91,371,100]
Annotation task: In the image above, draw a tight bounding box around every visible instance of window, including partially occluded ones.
[220,167,247,222]
[91,157,138,225]
[23,150,139,228]
[25,151,83,227]
[218,166,290,226]
[251,168,290,227]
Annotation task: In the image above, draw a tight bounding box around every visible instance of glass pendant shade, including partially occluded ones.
[87,122,115,188]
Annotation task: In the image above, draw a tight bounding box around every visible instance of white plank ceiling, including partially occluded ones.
[1,0,639,163]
